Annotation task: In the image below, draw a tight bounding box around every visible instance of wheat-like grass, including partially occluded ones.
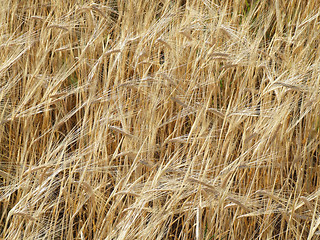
[0,0,320,239]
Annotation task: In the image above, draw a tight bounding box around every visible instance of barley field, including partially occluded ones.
[1,0,320,239]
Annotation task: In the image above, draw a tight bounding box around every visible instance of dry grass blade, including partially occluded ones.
[108,125,136,139]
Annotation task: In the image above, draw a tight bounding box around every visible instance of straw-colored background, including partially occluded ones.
[1,0,320,239]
